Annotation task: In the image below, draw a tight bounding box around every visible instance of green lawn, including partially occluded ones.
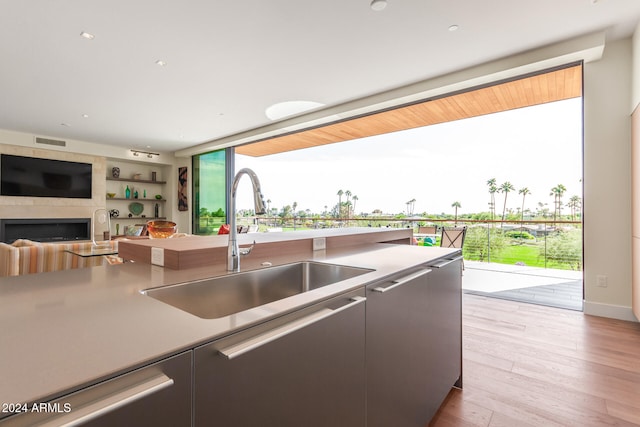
[466,242,581,270]
[484,244,546,267]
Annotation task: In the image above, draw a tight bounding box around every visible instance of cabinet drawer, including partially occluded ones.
[194,289,366,427]
[0,351,192,427]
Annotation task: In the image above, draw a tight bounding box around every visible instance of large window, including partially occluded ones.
[193,149,226,235]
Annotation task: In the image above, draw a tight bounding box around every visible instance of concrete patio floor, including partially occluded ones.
[462,260,583,311]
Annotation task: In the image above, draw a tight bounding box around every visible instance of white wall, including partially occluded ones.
[632,23,640,112]
[583,37,637,321]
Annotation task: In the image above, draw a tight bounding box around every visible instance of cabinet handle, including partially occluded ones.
[372,269,431,293]
[38,374,174,427]
[219,296,366,360]
[429,256,464,269]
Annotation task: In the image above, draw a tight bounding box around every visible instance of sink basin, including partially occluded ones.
[141,261,372,319]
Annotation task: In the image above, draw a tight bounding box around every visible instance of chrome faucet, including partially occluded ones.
[228,168,266,271]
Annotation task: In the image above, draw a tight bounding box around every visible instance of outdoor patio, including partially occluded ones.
[462,260,583,311]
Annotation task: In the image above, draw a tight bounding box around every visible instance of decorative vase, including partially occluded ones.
[112,167,120,178]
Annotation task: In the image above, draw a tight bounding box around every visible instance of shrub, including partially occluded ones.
[542,229,582,270]
[505,231,534,240]
[463,226,507,262]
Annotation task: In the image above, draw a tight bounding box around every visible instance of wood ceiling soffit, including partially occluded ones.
[236,65,582,157]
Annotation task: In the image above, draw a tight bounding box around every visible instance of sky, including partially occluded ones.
[234,97,582,216]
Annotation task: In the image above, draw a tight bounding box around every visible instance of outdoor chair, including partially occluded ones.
[415,225,438,246]
[418,226,437,235]
[440,226,467,269]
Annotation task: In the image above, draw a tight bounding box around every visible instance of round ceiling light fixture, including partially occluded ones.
[265,100,325,121]
[370,0,387,11]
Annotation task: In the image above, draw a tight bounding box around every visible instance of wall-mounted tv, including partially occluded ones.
[1,154,93,199]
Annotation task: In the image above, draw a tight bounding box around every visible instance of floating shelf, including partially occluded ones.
[111,217,167,221]
[107,197,166,202]
[106,177,167,185]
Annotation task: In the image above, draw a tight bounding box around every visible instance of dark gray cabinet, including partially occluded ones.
[366,268,433,427]
[426,256,464,395]
[0,351,192,427]
[194,288,367,427]
[366,256,462,427]
[1,255,461,427]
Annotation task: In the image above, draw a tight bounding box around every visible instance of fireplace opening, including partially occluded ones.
[0,218,91,243]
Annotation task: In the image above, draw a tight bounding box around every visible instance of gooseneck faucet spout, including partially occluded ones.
[228,168,266,271]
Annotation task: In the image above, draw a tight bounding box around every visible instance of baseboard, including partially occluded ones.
[583,301,639,322]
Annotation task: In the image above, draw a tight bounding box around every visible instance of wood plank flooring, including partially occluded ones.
[429,294,640,427]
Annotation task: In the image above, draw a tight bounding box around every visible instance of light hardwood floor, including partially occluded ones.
[429,294,640,427]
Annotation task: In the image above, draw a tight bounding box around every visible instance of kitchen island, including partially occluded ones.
[0,228,462,426]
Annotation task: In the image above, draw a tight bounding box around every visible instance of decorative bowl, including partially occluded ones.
[147,220,177,239]
[107,192,116,198]
[128,202,144,216]
[155,194,163,200]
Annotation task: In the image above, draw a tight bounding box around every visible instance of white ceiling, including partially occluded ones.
[1,0,639,153]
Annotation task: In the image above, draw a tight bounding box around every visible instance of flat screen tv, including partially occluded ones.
[1,154,93,199]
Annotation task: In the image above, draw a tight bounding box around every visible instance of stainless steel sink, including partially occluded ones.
[141,261,373,319]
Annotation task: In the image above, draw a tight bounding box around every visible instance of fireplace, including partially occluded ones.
[0,218,91,243]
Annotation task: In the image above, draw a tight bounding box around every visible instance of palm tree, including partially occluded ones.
[280,205,292,226]
[518,187,531,223]
[292,201,298,230]
[336,190,343,218]
[550,184,567,221]
[486,178,497,223]
[499,181,515,224]
[537,202,549,219]
[451,201,461,225]
[342,190,353,224]
[405,198,416,216]
[567,195,582,221]
[352,195,358,216]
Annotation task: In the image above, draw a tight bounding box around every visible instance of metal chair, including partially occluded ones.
[440,226,467,268]
[418,225,437,235]
[416,225,438,246]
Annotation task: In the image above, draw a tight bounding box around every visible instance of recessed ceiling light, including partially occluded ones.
[448,25,459,32]
[80,31,95,40]
[155,60,167,66]
[265,101,325,121]
[370,0,387,11]
[82,114,89,118]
